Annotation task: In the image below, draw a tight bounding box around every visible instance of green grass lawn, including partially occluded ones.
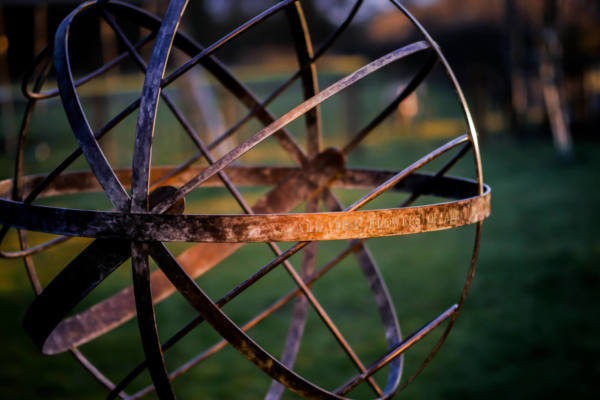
[0,131,598,399]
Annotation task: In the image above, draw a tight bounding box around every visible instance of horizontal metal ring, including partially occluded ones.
[0,167,490,243]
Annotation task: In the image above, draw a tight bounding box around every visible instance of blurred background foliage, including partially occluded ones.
[0,0,599,399]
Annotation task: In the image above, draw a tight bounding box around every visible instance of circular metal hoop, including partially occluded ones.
[0,1,490,398]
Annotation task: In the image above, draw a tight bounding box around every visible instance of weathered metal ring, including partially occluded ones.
[0,168,489,243]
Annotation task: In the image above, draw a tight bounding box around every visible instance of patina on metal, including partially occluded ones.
[0,0,491,398]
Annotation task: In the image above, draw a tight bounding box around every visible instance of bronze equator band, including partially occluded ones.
[0,168,489,244]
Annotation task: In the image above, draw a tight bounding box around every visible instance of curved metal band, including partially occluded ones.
[54,0,130,211]
[381,3,487,396]
[390,0,484,194]
[1,189,489,243]
[127,0,189,397]
[0,171,489,243]
[130,0,187,213]
[21,32,157,101]
[0,165,480,203]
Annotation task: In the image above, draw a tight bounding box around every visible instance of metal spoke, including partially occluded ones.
[335,305,458,396]
[161,0,297,89]
[342,53,438,155]
[131,242,174,399]
[151,41,431,214]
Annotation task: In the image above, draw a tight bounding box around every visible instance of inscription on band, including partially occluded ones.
[296,207,471,234]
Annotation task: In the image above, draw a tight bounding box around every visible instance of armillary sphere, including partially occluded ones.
[0,0,490,398]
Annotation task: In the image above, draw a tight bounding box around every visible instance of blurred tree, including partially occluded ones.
[0,7,16,153]
[539,0,572,157]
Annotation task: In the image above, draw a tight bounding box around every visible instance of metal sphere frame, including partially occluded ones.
[0,0,490,399]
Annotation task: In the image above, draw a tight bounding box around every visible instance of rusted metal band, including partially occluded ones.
[54,1,131,211]
[0,166,478,201]
[21,32,157,101]
[126,0,189,397]
[0,173,489,243]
